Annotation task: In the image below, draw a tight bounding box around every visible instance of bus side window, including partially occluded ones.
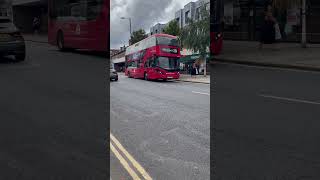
[148,57,153,67]
[151,56,157,67]
[146,58,151,68]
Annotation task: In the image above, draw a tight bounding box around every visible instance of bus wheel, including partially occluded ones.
[128,72,131,78]
[144,72,149,81]
[57,31,66,51]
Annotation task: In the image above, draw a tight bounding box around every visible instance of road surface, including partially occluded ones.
[213,63,320,180]
[110,73,210,180]
[0,41,107,179]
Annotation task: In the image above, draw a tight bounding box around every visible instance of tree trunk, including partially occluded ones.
[203,55,207,77]
[301,0,307,48]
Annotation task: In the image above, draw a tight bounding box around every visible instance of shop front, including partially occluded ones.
[223,0,320,43]
[179,54,210,75]
[12,0,48,33]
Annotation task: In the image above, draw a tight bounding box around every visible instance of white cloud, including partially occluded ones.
[110,0,191,49]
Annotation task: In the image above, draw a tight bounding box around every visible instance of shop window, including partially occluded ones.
[185,11,190,24]
[223,0,246,40]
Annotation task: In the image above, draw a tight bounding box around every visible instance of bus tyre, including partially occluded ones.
[128,72,131,78]
[144,72,149,81]
[57,31,66,51]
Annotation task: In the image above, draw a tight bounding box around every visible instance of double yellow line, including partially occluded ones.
[110,133,152,180]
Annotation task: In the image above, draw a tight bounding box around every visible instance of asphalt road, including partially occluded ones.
[0,41,107,179]
[213,63,320,180]
[110,73,210,180]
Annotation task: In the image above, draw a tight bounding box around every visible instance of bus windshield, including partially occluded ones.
[153,56,179,71]
[156,36,179,47]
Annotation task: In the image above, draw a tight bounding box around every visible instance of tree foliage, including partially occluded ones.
[163,20,180,36]
[129,29,148,45]
[180,5,210,57]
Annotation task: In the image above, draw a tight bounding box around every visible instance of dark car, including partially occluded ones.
[110,63,118,81]
[0,17,26,61]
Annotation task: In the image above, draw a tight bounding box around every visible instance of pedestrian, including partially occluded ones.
[33,16,40,35]
[191,63,197,78]
[259,4,276,49]
[196,64,199,75]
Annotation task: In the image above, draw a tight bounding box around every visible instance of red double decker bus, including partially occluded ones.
[125,34,181,81]
[211,0,223,55]
[48,0,108,52]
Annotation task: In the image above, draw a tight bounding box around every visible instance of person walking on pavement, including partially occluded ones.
[33,16,40,35]
[259,4,277,49]
[191,63,196,78]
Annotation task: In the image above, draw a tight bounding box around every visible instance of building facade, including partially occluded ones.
[111,46,126,72]
[12,0,48,33]
[175,0,210,28]
[222,0,320,43]
[150,23,166,35]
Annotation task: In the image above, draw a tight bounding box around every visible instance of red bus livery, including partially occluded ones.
[125,34,181,81]
[211,0,223,55]
[48,0,108,52]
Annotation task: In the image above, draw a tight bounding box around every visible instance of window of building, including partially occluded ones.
[185,11,190,24]
[195,8,200,20]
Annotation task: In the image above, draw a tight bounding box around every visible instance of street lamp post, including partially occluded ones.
[121,17,132,36]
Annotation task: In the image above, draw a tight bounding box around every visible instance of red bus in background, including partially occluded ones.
[125,34,180,81]
[211,0,223,55]
[48,0,108,52]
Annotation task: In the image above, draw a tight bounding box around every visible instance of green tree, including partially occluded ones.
[129,29,148,45]
[180,6,210,76]
[163,20,180,36]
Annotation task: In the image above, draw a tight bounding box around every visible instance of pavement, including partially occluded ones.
[213,63,320,180]
[0,41,107,179]
[110,73,210,180]
[178,74,210,84]
[213,40,320,72]
[22,34,48,43]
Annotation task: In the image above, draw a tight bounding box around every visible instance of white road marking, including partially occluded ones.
[217,62,320,74]
[260,94,320,105]
[192,91,210,96]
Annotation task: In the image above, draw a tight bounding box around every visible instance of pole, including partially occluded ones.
[301,0,307,48]
[129,18,132,36]
[204,55,207,77]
